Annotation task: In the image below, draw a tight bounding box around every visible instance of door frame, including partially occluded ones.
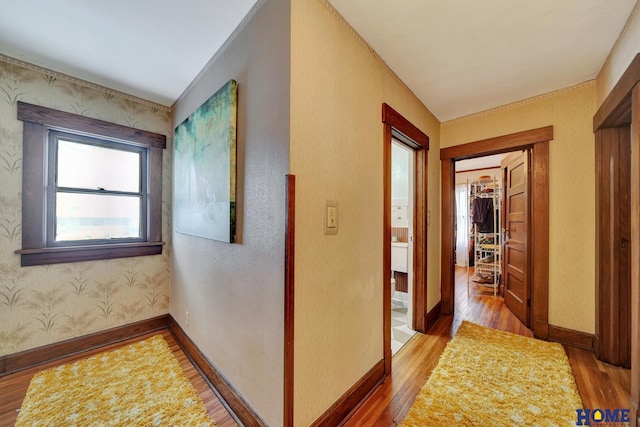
[593,52,640,425]
[440,126,552,339]
[382,103,429,375]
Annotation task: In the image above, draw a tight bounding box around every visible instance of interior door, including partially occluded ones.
[502,150,530,326]
[595,127,631,368]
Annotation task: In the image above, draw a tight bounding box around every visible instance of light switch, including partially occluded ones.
[327,206,338,228]
[324,200,338,235]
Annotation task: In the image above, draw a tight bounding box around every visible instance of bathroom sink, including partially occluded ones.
[391,242,409,273]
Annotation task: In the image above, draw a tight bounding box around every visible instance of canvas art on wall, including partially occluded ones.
[174,79,237,243]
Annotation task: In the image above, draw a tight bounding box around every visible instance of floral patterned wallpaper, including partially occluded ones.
[0,58,172,357]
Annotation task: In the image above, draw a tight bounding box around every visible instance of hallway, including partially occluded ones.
[344,267,630,426]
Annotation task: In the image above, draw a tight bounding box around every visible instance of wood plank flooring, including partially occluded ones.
[0,268,631,426]
[0,330,239,427]
[344,267,631,426]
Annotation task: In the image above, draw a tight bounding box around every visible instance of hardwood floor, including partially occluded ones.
[344,267,631,426]
[0,330,239,427]
[0,268,631,426]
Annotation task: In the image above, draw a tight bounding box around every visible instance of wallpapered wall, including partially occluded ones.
[0,59,172,357]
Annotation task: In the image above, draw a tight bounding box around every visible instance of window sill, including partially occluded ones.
[15,241,165,266]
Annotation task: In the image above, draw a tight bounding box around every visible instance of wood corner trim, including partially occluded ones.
[167,315,267,427]
[284,174,295,427]
[548,324,595,352]
[0,314,170,377]
[311,359,385,427]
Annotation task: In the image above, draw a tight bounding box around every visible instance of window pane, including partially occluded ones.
[56,193,141,241]
[57,140,141,192]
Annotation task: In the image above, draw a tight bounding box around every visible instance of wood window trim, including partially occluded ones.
[440,126,552,340]
[15,102,166,266]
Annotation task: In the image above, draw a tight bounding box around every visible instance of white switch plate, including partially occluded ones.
[325,200,338,235]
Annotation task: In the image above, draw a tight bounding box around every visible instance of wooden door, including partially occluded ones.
[502,151,530,326]
[595,126,631,368]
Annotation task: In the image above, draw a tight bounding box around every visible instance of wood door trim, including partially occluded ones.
[284,174,295,427]
[594,52,640,422]
[630,84,640,427]
[414,148,429,333]
[440,126,552,340]
[440,159,455,314]
[382,103,429,376]
[594,53,640,131]
[382,119,393,375]
[531,141,550,338]
[382,104,429,148]
[440,126,553,160]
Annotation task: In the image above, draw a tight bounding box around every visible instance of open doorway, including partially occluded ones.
[382,103,429,375]
[453,151,532,330]
[440,126,552,340]
[391,140,417,354]
[455,154,504,298]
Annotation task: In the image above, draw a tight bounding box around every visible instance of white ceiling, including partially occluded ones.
[0,1,636,118]
[329,0,637,121]
[456,154,504,172]
[0,0,259,106]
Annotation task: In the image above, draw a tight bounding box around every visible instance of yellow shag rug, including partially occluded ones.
[401,321,583,426]
[16,335,213,426]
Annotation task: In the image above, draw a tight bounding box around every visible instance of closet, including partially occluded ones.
[467,176,502,296]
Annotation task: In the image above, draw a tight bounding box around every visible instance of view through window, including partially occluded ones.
[51,134,146,244]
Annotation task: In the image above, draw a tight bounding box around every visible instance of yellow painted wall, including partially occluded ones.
[596,1,640,107]
[442,81,597,334]
[290,0,440,424]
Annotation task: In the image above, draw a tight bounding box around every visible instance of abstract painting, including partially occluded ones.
[174,79,237,243]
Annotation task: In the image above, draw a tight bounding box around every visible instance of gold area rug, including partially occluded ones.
[16,335,213,426]
[401,321,582,426]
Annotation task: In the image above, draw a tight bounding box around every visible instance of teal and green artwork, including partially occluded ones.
[174,79,237,243]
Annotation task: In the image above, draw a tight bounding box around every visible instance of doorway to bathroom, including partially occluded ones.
[381,103,429,375]
[391,140,417,355]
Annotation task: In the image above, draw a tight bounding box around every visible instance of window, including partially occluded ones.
[16,102,166,266]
